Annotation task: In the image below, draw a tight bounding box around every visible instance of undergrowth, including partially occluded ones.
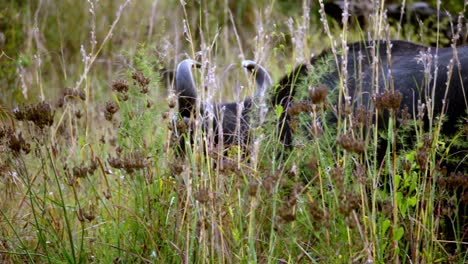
[0,0,467,263]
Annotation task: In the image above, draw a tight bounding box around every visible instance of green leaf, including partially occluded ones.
[405,151,416,162]
[407,196,417,207]
[382,219,391,235]
[394,174,401,189]
[275,105,284,120]
[393,226,404,241]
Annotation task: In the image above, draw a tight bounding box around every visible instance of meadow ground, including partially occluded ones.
[0,0,467,263]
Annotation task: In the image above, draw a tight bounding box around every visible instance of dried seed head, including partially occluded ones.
[353,164,367,184]
[305,158,318,174]
[84,204,96,222]
[337,134,365,154]
[398,105,412,126]
[440,171,468,189]
[354,105,369,124]
[14,101,55,128]
[107,150,148,174]
[195,187,209,204]
[416,149,429,171]
[112,79,129,93]
[73,164,89,178]
[120,93,129,101]
[66,168,77,187]
[132,71,150,88]
[146,99,153,108]
[108,156,123,169]
[307,200,323,222]
[7,131,31,155]
[64,88,86,100]
[279,207,296,222]
[57,88,86,107]
[309,84,328,104]
[140,85,149,94]
[373,90,402,111]
[89,158,98,173]
[104,101,119,121]
[0,126,13,140]
[248,181,258,196]
[77,208,86,222]
[262,174,279,194]
[13,107,25,120]
[162,111,170,120]
[287,101,313,116]
[167,97,177,109]
[75,110,83,119]
[168,161,184,175]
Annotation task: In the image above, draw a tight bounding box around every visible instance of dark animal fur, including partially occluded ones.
[273,40,468,149]
[272,39,468,252]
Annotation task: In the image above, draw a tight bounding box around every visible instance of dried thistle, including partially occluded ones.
[57,88,86,107]
[84,204,96,222]
[279,206,296,222]
[104,101,119,121]
[132,71,150,89]
[248,181,258,196]
[353,163,367,185]
[146,99,153,108]
[7,131,31,155]
[75,110,83,119]
[398,105,412,126]
[108,150,148,174]
[373,90,402,111]
[354,105,369,125]
[195,187,209,204]
[416,148,429,171]
[112,79,129,93]
[167,96,176,109]
[73,164,89,178]
[309,84,328,104]
[14,101,54,128]
[287,101,313,116]
[337,134,365,154]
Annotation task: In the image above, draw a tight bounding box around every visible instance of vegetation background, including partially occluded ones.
[0,0,467,263]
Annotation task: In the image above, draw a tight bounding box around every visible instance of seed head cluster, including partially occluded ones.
[132,71,150,93]
[72,160,98,178]
[7,131,31,155]
[438,171,468,190]
[336,134,365,154]
[373,90,402,111]
[108,149,149,174]
[353,105,370,125]
[104,101,119,121]
[398,105,412,126]
[77,204,96,223]
[14,101,55,129]
[416,134,433,171]
[308,84,328,104]
[287,101,313,116]
[112,79,129,93]
[57,88,86,107]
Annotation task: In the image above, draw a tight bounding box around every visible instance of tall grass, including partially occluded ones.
[0,0,467,263]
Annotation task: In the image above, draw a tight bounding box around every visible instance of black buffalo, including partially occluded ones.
[273,40,467,151]
[174,59,272,154]
[272,39,468,252]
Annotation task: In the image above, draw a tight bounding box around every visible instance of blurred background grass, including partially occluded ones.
[1,0,465,107]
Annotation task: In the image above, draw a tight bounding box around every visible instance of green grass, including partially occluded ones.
[0,0,467,263]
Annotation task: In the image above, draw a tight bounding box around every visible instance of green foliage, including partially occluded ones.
[0,0,467,263]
